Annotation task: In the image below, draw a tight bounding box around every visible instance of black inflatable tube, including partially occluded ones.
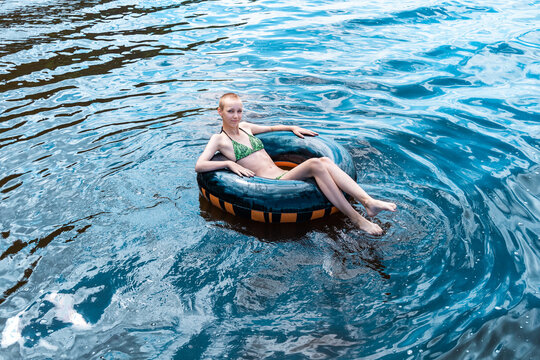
[197,131,356,223]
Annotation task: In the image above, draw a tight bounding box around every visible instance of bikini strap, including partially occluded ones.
[222,127,250,138]
[220,127,233,140]
[220,127,238,162]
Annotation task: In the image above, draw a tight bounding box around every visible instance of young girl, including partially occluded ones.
[195,93,397,235]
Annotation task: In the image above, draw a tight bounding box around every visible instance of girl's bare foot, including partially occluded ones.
[352,215,383,235]
[365,198,397,218]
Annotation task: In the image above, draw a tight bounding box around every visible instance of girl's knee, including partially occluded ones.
[319,157,334,170]
[320,157,331,163]
[305,158,321,166]
[310,158,328,175]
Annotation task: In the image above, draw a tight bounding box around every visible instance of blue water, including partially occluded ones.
[1,0,539,358]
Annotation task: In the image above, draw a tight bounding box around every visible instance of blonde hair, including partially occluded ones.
[218,93,241,109]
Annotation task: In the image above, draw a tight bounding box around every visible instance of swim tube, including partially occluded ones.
[197,131,356,223]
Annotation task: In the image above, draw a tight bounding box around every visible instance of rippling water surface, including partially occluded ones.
[1,0,539,358]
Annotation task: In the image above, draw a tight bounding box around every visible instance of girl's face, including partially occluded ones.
[218,99,243,127]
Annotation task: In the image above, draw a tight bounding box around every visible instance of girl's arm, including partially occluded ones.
[195,134,255,177]
[243,122,318,138]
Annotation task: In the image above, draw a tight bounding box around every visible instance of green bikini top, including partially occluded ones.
[222,127,264,161]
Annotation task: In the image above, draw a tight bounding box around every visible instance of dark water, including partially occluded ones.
[1,0,539,359]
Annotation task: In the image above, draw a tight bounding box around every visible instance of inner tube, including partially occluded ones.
[197,131,356,223]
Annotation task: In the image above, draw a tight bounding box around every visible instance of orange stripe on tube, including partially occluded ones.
[209,194,222,210]
[274,161,298,169]
[224,202,235,215]
[330,207,339,214]
[280,213,297,223]
[310,209,325,220]
[251,210,265,222]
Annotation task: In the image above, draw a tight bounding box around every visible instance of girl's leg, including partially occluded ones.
[318,157,397,217]
[280,159,383,235]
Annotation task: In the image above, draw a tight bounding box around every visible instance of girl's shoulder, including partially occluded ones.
[210,132,225,141]
[209,132,230,148]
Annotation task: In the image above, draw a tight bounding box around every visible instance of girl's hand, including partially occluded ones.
[228,161,255,177]
[291,126,318,138]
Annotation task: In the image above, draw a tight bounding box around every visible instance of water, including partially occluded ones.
[1,0,539,358]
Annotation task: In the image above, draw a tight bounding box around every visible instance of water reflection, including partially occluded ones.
[200,193,392,280]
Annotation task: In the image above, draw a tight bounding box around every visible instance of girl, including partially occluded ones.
[195,93,396,235]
